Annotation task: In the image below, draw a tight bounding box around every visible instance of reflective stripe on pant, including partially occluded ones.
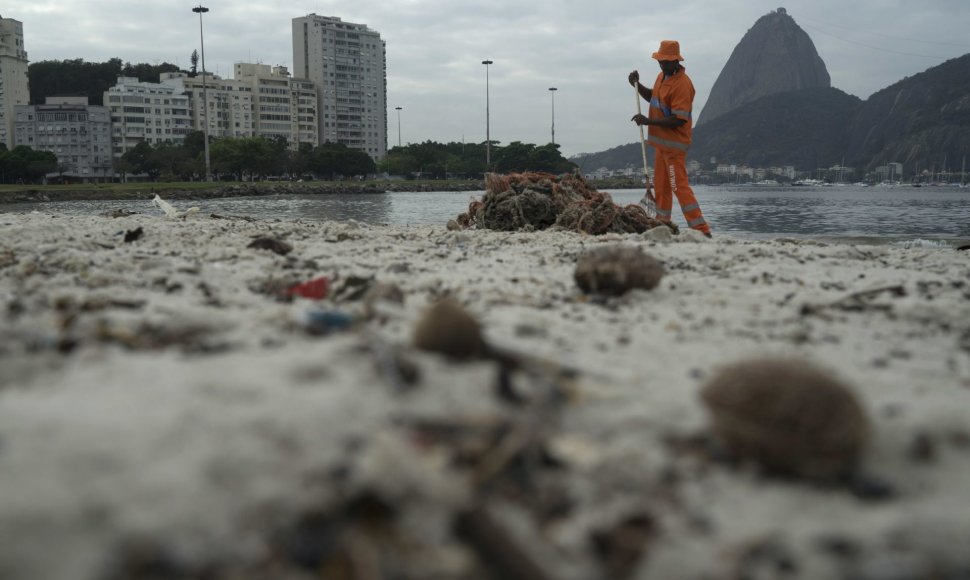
[652,147,710,234]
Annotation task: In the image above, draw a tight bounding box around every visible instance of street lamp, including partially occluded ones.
[395,106,403,148]
[482,59,493,167]
[192,4,211,182]
[548,87,557,146]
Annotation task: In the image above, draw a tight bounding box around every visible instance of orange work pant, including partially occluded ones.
[652,147,710,234]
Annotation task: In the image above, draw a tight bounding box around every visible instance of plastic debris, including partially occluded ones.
[151,194,200,220]
[299,309,355,335]
[286,276,330,300]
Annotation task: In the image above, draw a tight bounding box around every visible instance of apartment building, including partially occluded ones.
[292,14,386,159]
[160,72,255,140]
[103,77,192,157]
[0,15,30,149]
[13,97,112,181]
[233,63,318,148]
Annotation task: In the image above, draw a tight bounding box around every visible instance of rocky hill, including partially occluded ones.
[697,8,830,127]
[844,53,970,172]
[690,87,862,169]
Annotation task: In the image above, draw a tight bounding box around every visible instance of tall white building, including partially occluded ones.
[0,15,30,149]
[292,14,386,159]
[14,97,113,182]
[104,77,193,157]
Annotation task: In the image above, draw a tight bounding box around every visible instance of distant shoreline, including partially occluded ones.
[0,180,486,204]
[0,177,652,204]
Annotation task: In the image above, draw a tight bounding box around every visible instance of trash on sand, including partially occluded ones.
[590,511,658,580]
[151,194,200,220]
[123,227,144,243]
[700,357,870,481]
[286,276,330,300]
[247,236,293,255]
[574,245,665,296]
[102,209,139,218]
[413,298,486,360]
[455,172,667,235]
[299,309,355,335]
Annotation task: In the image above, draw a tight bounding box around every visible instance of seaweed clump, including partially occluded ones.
[455,172,666,235]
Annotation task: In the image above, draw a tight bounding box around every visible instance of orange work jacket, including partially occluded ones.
[647,67,694,154]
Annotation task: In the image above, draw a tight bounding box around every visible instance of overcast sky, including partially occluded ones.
[12,0,970,157]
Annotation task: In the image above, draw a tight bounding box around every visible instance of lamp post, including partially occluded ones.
[548,87,557,146]
[482,59,493,167]
[395,106,403,148]
[193,4,211,182]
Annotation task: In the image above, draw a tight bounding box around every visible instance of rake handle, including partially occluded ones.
[634,82,656,203]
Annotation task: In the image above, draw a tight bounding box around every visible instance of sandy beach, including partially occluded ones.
[1,206,969,579]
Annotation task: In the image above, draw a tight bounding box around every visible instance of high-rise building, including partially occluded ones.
[14,97,113,182]
[0,15,30,149]
[292,14,386,159]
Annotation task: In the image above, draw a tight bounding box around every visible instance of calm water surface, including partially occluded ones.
[4,185,969,245]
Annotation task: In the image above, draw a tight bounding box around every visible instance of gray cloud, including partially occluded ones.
[15,0,970,156]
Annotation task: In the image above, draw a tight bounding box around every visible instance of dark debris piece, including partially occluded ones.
[123,227,144,243]
[247,236,293,255]
[801,285,907,316]
[454,505,556,580]
[590,512,658,580]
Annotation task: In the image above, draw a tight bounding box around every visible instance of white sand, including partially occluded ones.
[1,208,969,579]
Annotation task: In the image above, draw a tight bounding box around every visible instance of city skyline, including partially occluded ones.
[10,1,970,157]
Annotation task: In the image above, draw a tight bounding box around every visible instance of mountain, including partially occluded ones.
[572,142,644,174]
[689,87,862,169]
[697,8,830,127]
[843,53,970,172]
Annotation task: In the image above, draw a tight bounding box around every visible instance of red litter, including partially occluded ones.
[286,276,330,300]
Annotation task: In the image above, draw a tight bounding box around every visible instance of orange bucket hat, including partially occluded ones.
[652,40,684,61]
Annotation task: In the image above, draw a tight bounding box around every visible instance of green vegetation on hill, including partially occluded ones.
[28,58,182,106]
[570,142,646,175]
[846,53,970,172]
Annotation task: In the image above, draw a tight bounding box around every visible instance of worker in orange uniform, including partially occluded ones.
[629,40,712,237]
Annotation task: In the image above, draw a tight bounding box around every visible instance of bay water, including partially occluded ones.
[3,184,969,246]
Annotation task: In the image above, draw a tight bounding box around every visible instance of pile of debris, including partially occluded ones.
[452,172,669,235]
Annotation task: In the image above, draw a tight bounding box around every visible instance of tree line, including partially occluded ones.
[0,144,58,184]
[119,135,576,181]
[379,140,576,178]
[115,131,376,181]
